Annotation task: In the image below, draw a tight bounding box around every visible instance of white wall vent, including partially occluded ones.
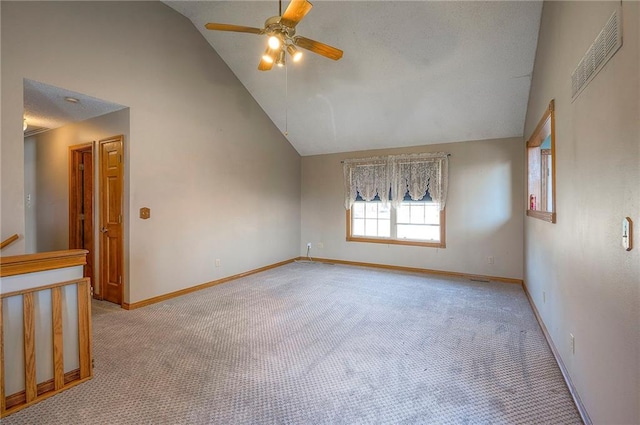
[571,6,622,102]
[24,126,51,138]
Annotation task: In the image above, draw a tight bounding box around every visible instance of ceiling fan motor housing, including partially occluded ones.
[265,16,296,43]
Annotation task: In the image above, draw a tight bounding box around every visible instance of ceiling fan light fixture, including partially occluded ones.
[23,118,28,131]
[287,45,302,62]
[276,49,286,67]
[262,47,276,64]
[268,35,281,50]
[204,0,344,72]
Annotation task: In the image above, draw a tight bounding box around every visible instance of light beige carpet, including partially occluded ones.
[4,263,582,424]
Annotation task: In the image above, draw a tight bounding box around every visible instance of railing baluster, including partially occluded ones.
[77,281,91,379]
[52,288,64,390]
[22,294,37,402]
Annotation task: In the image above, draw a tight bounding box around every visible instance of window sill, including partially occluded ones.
[526,210,556,223]
[346,236,445,248]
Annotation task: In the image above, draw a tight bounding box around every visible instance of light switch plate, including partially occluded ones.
[140,207,150,220]
[622,217,632,251]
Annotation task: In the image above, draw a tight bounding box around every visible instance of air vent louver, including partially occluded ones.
[571,7,622,101]
[24,126,51,138]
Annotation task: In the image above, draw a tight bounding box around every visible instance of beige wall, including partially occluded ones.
[301,137,524,281]
[524,2,639,423]
[2,1,301,304]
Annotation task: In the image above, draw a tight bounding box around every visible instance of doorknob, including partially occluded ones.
[100,227,108,233]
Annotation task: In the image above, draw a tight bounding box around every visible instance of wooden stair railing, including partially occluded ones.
[0,234,19,250]
[0,250,92,418]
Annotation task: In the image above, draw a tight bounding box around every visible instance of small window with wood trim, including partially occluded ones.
[343,152,449,248]
[526,100,556,223]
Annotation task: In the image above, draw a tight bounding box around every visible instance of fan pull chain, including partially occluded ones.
[284,63,288,136]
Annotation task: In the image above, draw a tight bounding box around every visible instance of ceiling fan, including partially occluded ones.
[205,0,343,71]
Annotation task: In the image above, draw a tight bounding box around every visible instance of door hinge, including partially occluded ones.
[79,213,85,220]
[119,276,122,284]
[79,163,85,171]
[118,214,122,224]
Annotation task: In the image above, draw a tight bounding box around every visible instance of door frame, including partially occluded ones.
[69,142,96,295]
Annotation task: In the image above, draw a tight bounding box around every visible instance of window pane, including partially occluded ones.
[410,204,425,224]
[397,224,439,241]
[424,204,440,225]
[397,204,410,223]
[378,219,391,237]
[365,203,378,217]
[352,203,365,219]
[379,205,391,219]
[353,218,365,236]
[365,219,379,236]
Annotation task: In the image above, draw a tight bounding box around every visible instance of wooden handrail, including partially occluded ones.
[0,249,88,278]
[0,234,19,250]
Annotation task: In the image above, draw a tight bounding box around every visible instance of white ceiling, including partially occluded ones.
[165,0,542,156]
[23,79,126,136]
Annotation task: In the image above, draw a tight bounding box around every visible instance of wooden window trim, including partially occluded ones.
[526,99,556,223]
[346,207,446,248]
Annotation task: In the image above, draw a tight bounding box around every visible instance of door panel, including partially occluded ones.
[82,150,94,285]
[69,144,94,289]
[99,136,124,305]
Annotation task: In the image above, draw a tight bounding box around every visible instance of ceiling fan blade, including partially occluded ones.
[280,0,313,28]
[294,36,343,61]
[205,23,263,34]
[258,57,274,71]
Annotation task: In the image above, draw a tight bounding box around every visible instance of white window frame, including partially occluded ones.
[347,200,446,248]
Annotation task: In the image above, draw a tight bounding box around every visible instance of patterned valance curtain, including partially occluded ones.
[343,152,448,210]
[342,157,390,208]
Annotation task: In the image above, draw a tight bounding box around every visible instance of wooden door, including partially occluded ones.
[99,136,124,305]
[69,144,94,289]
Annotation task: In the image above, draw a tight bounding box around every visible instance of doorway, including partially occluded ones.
[24,79,129,306]
[68,135,125,306]
[69,143,95,289]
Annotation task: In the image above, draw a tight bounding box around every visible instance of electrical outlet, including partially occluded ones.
[215,259,221,267]
[487,256,495,265]
[570,333,575,354]
[307,242,312,248]
[317,242,324,249]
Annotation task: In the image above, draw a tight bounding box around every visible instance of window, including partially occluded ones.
[347,199,445,247]
[526,99,556,223]
[343,152,449,248]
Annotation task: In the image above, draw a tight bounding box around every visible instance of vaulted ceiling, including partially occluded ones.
[164,1,543,156]
[22,2,543,156]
